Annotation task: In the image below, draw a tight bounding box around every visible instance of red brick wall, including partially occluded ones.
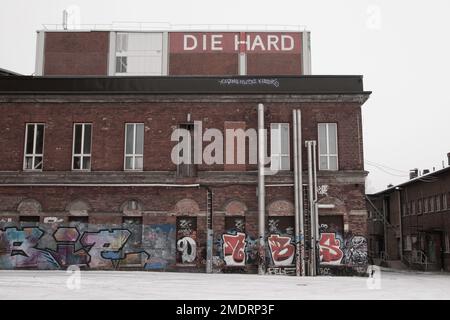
[0,101,364,172]
[43,32,109,76]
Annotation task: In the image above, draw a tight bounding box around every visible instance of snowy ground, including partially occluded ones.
[0,268,449,299]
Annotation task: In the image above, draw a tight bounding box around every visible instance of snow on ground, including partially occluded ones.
[0,268,449,299]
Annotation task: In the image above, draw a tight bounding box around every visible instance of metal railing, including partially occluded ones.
[42,22,307,32]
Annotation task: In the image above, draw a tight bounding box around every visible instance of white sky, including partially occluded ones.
[1,0,449,193]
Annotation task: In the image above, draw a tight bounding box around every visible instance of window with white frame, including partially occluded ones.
[443,194,448,210]
[23,123,44,170]
[424,198,429,213]
[318,123,338,170]
[124,123,144,170]
[115,32,163,76]
[72,123,92,170]
[270,123,290,171]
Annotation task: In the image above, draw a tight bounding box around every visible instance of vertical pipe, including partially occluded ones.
[297,110,305,276]
[306,141,316,275]
[258,103,266,275]
[312,141,319,274]
[293,110,301,276]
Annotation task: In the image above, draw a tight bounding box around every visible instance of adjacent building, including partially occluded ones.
[367,157,450,271]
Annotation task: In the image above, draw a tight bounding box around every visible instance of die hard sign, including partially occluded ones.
[169,32,302,53]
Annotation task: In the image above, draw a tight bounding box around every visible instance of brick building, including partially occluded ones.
[367,159,450,271]
[0,28,370,275]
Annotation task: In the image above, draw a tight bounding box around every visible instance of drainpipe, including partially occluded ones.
[257,103,266,275]
[293,110,301,276]
[296,110,305,276]
[306,141,316,275]
[312,141,319,274]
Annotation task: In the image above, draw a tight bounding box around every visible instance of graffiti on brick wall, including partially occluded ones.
[0,223,178,270]
[319,226,367,268]
[176,217,197,264]
[319,232,343,265]
[222,232,246,266]
[267,217,295,267]
[0,227,60,269]
[222,217,247,266]
[341,235,368,265]
[144,224,176,270]
[267,234,295,266]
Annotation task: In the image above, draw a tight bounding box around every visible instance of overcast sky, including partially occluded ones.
[1,0,449,193]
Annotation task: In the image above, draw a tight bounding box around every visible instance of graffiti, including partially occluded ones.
[176,217,197,264]
[176,237,197,263]
[144,224,176,270]
[267,267,296,275]
[43,217,64,224]
[218,78,280,88]
[342,235,368,265]
[319,233,343,265]
[0,227,59,269]
[319,267,332,276]
[317,185,329,196]
[222,232,246,266]
[268,235,295,266]
[51,227,89,268]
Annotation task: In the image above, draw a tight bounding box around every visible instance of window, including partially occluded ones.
[424,198,429,213]
[418,199,423,215]
[270,123,290,171]
[430,197,435,213]
[115,32,163,76]
[443,194,448,210]
[72,123,92,170]
[23,123,44,170]
[404,235,412,251]
[19,216,40,226]
[124,123,144,170]
[318,123,338,170]
[68,216,89,224]
[176,123,197,177]
[445,232,450,253]
[436,195,441,212]
[116,56,127,73]
[411,201,416,215]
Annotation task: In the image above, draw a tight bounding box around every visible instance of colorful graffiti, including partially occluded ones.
[222,232,246,266]
[144,224,176,270]
[267,235,295,266]
[0,227,59,269]
[319,233,344,265]
[0,223,178,271]
[266,217,295,268]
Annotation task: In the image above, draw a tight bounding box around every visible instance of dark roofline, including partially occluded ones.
[0,75,371,95]
[368,165,450,197]
[0,68,22,76]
